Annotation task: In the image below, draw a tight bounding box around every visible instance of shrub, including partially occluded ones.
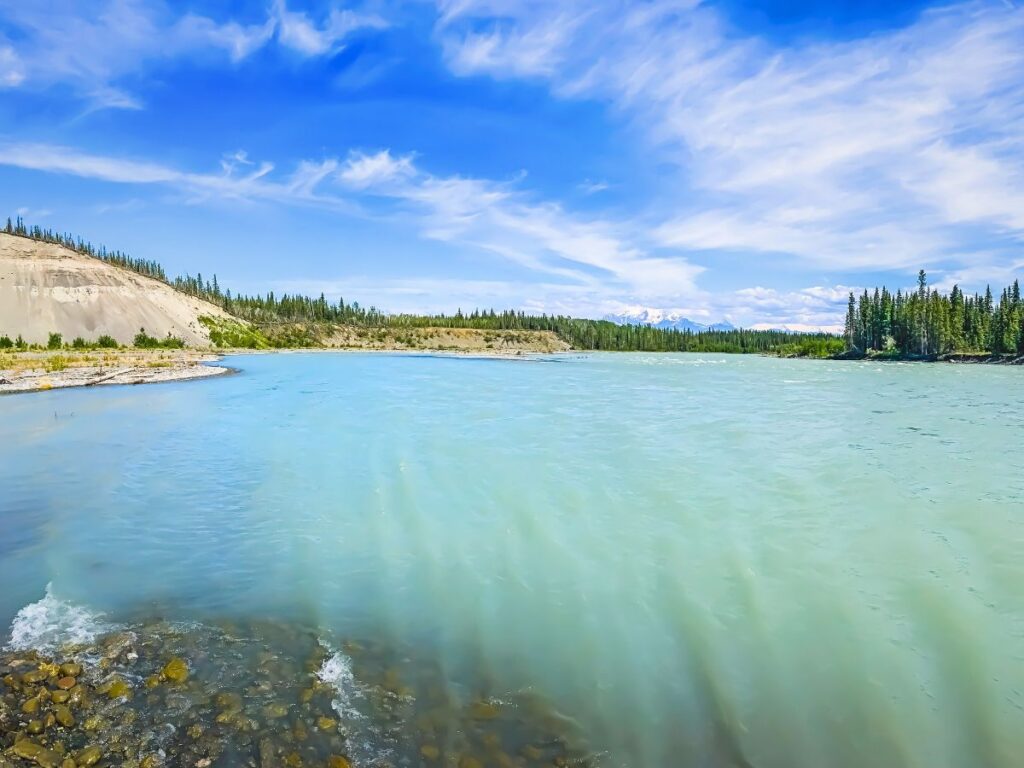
[15,335,26,350]
[45,355,68,373]
[134,328,184,349]
[97,335,119,348]
[0,335,12,349]
[72,337,88,349]
[47,332,63,350]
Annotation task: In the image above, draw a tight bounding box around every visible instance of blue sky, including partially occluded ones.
[1,0,1022,330]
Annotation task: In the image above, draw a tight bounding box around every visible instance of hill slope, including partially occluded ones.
[0,233,231,346]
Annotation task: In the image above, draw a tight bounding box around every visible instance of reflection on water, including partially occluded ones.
[1,352,1023,767]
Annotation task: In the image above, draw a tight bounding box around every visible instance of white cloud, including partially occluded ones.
[273,0,387,57]
[175,14,277,63]
[0,0,388,109]
[0,44,24,86]
[442,15,578,78]
[578,179,609,194]
[435,0,1024,279]
[0,140,703,306]
[338,150,416,188]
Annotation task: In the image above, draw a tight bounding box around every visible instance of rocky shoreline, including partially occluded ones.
[828,350,1024,364]
[0,352,230,395]
[1,620,594,768]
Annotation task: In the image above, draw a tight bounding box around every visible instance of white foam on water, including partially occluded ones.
[317,646,366,722]
[6,583,107,654]
[317,641,397,764]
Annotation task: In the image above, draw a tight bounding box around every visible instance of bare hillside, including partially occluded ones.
[0,233,231,346]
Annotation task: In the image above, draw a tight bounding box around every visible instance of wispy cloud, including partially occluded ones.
[578,179,609,195]
[336,150,703,297]
[0,44,23,86]
[436,0,1024,278]
[0,0,388,109]
[273,0,387,57]
[0,142,702,304]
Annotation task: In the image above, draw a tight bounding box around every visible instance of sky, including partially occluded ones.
[0,0,1022,330]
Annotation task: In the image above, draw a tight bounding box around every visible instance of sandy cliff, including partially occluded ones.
[0,233,230,346]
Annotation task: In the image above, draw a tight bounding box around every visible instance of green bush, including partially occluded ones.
[47,332,63,350]
[72,337,88,349]
[134,328,184,349]
[97,335,119,348]
[0,335,12,349]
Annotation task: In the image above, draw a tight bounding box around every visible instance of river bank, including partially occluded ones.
[0,350,231,395]
[830,350,1024,364]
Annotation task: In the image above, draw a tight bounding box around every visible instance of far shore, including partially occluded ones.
[827,350,1024,364]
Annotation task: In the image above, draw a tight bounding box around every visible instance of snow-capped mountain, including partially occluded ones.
[602,308,735,332]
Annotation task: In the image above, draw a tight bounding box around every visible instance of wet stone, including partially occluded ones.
[55,676,76,690]
[103,678,131,699]
[50,689,71,704]
[21,670,46,685]
[76,745,103,767]
[420,744,441,761]
[54,704,75,727]
[12,739,61,768]
[161,657,189,684]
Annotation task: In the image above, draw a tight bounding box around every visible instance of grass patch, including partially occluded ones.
[199,316,270,349]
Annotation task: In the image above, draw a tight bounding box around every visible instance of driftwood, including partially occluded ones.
[85,367,135,386]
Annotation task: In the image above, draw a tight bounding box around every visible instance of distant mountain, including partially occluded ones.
[602,308,735,332]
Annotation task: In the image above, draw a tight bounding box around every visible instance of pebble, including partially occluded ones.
[21,669,46,684]
[76,746,102,767]
[54,704,75,727]
[13,739,61,768]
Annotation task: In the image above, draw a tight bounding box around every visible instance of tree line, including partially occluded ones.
[4,217,168,281]
[5,219,843,354]
[844,271,1023,357]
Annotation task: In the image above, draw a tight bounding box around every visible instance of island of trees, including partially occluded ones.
[844,271,1023,359]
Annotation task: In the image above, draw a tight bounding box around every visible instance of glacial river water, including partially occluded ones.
[1,352,1022,767]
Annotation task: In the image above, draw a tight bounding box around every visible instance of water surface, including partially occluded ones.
[1,353,1022,767]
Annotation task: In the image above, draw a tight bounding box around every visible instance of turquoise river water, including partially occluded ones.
[1,352,1022,767]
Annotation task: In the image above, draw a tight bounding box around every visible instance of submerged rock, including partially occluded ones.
[1,620,597,768]
[161,657,189,684]
[53,704,75,728]
[75,745,102,767]
[12,740,61,768]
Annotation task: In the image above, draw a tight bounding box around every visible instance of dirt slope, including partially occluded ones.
[0,233,231,346]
